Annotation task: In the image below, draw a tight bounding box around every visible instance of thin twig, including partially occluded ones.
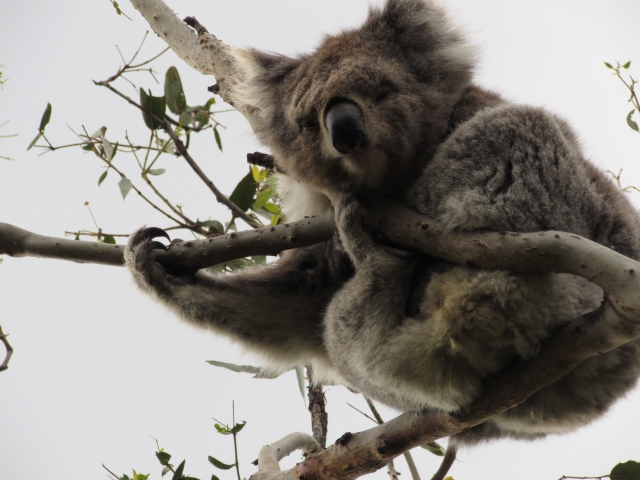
[307,366,328,450]
[80,126,187,228]
[124,133,195,225]
[0,325,14,372]
[161,120,263,228]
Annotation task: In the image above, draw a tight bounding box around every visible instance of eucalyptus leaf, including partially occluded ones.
[27,132,41,151]
[214,126,222,151]
[147,168,166,176]
[230,421,246,434]
[208,456,235,470]
[201,220,223,234]
[164,66,187,115]
[228,171,257,212]
[253,188,274,210]
[627,110,639,132]
[156,451,171,465]
[604,62,614,69]
[264,203,280,214]
[118,177,133,200]
[172,460,185,480]
[39,103,52,132]
[611,461,640,480]
[139,88,166,130]
[102,137,114,160]
[623,61,631,69]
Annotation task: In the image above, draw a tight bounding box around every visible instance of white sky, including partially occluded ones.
[1,1,640,479]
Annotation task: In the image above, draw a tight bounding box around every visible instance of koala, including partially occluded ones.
[127,0,640,458]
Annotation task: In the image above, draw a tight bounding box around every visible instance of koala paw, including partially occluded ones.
[335,195,417,267]
[125,227,192,291]
[334,195,380,265]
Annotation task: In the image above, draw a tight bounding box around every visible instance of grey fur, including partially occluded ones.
[126,0,640,445]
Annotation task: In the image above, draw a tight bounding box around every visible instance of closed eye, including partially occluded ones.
[300,119,320,131]
[375,90,393,103]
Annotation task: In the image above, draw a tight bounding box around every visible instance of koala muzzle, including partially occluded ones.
[325,101,367,154]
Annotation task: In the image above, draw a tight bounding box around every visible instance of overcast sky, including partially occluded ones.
[2,1,640,479]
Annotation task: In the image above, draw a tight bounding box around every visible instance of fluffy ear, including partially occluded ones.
[363,0,475,90]
[230,48,300,136]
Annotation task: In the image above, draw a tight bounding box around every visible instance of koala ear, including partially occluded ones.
[364,0,475,90]
[229,48,300,135]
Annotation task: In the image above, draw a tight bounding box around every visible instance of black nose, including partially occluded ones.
[325,101,366,154]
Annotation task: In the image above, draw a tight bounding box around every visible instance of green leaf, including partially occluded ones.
[27,132,41,151]
[156,450,172,466]
[230,421,246,434]
[172,460,185,480]
[27,102,52,149]
[296,366,306,405]
[161,466,172,477]
[207,456,235,470]
[102,235,116,244]
[270,211,282,226]
[147,168,166,176]
[623,61,631,69]
[213,127,222,152]
[204,98,216,109]
[604,62,614,69]
[263,203,280,214]
[39,103,52,132]
[420,443,446,456]
[214,423,231,435]
[82,143,94,151]
[627,110,639,132]
[164,66,187,115]
[252,255,266,265]
[139,88,166,130]
[201,220,223,234]
[228,170,257,211]
[102,137,114,160]
[112,1,123,15]
[211,476,220,480]
[611,461,640,480]
[118,177,133,200]
[99,168,108,185]
[132,471,151,480]
[253,188,274,210]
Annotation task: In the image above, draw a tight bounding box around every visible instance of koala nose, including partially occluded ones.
[325,101,366,154]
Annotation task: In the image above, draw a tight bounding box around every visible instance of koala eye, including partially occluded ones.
[300,119,320,131]
[375,91,392,103]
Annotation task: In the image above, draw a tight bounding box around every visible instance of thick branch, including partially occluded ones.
[128,0,252,120]
[0,213,333,269]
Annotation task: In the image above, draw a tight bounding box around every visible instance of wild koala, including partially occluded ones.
[127,0,640,453]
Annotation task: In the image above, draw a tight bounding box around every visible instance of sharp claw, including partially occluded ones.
[148,240,168,251]
[143,227,171,242]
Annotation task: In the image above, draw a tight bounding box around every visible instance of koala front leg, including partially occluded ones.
[325,196,420,388]
[126,227,346,364]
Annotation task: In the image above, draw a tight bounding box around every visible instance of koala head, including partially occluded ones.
[232,0,475,196]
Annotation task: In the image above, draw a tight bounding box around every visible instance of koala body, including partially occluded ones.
[126,0,640,445]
